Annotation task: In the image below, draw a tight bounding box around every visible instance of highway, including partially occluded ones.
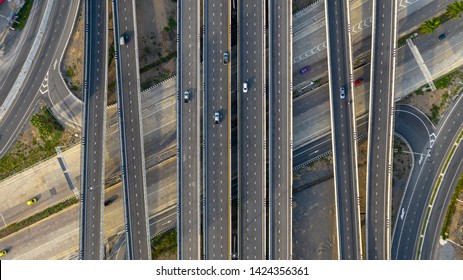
[112,0,150,259]
[366,0,397,260]
[203,0,231,260]
[269,0,292,260]
[177,0,201,260]
[392,92,463,259]
[325,0,362,259]
[238,0,266,260]
[79,0,108,260]
[420,136,463,259]
[0,0,78,157]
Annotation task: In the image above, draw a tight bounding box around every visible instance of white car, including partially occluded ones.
[214,111,221,124]
[243,82,248,93]
[340,87,345,99]
[184,90,191,103]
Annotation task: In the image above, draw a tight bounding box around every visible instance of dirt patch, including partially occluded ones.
[356,140,367,256]
[136,0,177,90]
[293,0,318,13]
[391,136,412,229]
[62,2,84,99]
[399,67,463,125]
[293,155,338,259]
[107,5,117,105]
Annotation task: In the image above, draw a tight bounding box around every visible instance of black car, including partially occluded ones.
[438,33,446,41]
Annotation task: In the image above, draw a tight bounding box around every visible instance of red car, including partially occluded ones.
[354,78,363,86]
[299,66,311,74]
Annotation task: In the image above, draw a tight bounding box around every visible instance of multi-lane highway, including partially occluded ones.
[177,0,201,260]
[203,0,231,260]
[238,0,266,260]
[269,0,292,260]
[79,0,108,260]
[112,0,150,259]
[420,132,463,259]
[325,0,362,259]
[0,0,78,157]
[393,93,463,259]
[366,0,397,260]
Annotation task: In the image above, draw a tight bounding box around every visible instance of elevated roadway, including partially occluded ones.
[237,0,266,260]
[112,0,150,259]
[203,0,231,260]
[324,0,362,259]
[366,0,398,260]
[269,0,292,260]
[177,0,201,260]
[79,0,108,260]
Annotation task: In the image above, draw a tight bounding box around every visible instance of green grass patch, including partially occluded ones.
[0,197,78,239]
[441,174,463,239]
[151,228,177,259]
[397,31,418,48]
[434,71,457,90]
[139,51,177,74]
[12,0,34,31]
[0,107,66,180]
[108,43,115,67]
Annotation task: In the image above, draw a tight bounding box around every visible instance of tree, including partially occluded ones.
[446,1,463,19]
[419,18,441,35]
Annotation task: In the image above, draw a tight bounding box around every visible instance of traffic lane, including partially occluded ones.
[366,0,395,259]
[204,0,230,260]
[421,141,463,259]
[392,94,463,259]
[269,0,291,259]
[116,0,150,259]
[0,0,47,105]
[178,0,200,258]
[239,4,266,260]
[81,0,108,259]
[395,106,433,153]
[0,0,72,157]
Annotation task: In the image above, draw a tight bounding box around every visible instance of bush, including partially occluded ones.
[151,228,177,259]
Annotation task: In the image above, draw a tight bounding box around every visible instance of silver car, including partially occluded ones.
[214,111,221,124]
[340,87,345,99]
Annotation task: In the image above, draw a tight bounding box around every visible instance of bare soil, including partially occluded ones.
[136,0,177,90]
[391,136,412,230]
[293,155,338,259]
[62,2,84,99]
[399,67,463,124]
[356,140,367,257]
[293,0,318,13]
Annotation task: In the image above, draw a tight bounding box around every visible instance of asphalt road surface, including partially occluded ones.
[79,0,108,260]
[269,0,292,260]
[392,92,463,259]
[238,0,266,260]
[325,0,361,259]
[366,0,397,260]
[177,0,201,260]
[203,0,231,260]
[112,0,150,260]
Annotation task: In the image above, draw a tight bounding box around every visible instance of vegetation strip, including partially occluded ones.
[441,174,463,239]
[12,0,35,30]
[151,228,177,259]
[0,197,78,239]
